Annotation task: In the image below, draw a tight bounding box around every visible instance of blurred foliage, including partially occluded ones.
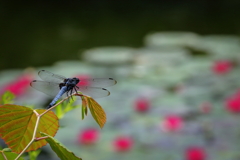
[1,0,240,69]
[0,31,240,159]
[0,91,15,104]
[55,96,80,119]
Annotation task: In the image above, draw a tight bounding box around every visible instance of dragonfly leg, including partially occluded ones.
[74,86,78,94]
[70,89,73,100]
[66,90,70,97]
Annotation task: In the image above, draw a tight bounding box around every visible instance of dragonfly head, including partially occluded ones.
[71,77,80,84]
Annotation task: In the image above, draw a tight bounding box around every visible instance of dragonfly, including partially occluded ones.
[30,70,117,109]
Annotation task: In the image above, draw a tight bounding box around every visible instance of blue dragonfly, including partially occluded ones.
[30,70,117,109]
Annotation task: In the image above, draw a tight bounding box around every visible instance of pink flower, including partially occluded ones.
[134,97,151,113]
[224,89,240,113]
[225,96,240,113]
[232,89,240,98]
[174,84,185,94]
[113,136,134,152]
[185,147,206,160]
[77,128,99,145]
[161,115,183,132]
[75,74,92,86]
[3,74,33,96]
[212,60,232,75]
[199,102,212,114]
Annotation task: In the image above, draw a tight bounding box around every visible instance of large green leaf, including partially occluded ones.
[0,104,59,153]
[0,148,24,160]
[41,132,82,160]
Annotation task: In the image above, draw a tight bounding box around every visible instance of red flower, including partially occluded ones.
[212,60,232,75]
[225,96,240,113]
[75,74,92,86]
[77,128,99,145]
[134,97,151,113]
[161,115,183,132]
[113,136,134,152]
[3,74,33,96]
[185,147,206,160]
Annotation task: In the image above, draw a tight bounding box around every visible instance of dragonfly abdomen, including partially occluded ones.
[47,86,67,109]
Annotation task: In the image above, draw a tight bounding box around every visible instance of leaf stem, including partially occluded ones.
[1,152,7,160]
[35,136,49,141]
[39,92,83,117]
[15,110,40,160]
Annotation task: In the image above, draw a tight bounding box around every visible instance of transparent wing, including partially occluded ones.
[31,80,110,99]
[30,80,63,97]
[77,78,117,88]
[38,70,66,83]
[77,86,110,98]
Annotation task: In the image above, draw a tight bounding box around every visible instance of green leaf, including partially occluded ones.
[55,97,80,119]
[0,104,59,153]
[64,97,79,112]
[1,148,11,152]
[29,150,41,160]
[84,103,88,116]
[41,132,82,160]
[81,96,88,120]
[0,149,24,160]
[55,101,64,119]
[81,104,85,120]
[0,91,15,104]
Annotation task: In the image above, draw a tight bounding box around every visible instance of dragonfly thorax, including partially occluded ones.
[66,77,79,84]
[59,78,79,90]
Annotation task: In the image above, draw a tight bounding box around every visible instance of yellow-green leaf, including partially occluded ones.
[0,104,59,153]
[41,132,82,160]
[86,96,106,128]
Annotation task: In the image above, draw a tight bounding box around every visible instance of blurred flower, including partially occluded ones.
[75,74,92,86]
[199,102,212,114]
[232,89,240,98]
[225,96,240,113]
[77,128,99,145]
[212,60,232,75]
[134,97,151,113]
[2,74,33,97]
[185,147,206,160]
[174,83,186,94]
[113,136,134,152]
[161,115,183,132]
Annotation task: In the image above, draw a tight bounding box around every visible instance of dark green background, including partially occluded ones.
[1,0,240,69]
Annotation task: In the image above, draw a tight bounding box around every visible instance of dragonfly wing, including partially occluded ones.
[38,70,66,83]
[77,86,110,98]
[30,80,63,97]
[77,78,117,88]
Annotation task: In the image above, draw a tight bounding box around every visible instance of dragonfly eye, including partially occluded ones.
[72,78,80,83]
